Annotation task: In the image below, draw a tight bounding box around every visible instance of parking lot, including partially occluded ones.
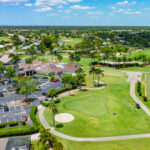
[0,76,65,124]
[0,92,40,124]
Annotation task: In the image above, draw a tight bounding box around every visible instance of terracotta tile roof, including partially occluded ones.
[0,55,11,64]
[35,66,63,73]
[63,62,80,72]
[18,59,61,74]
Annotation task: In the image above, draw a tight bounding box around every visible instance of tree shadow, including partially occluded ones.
[56,124,64,128]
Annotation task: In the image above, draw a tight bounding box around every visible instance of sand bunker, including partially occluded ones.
[55,113,74,123]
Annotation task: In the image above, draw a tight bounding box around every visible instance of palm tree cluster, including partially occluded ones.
[89,66,104,87]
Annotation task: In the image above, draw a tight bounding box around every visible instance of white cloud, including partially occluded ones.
[0,0,28,2]
[24,3,32,6]
[35,0,67,7]
[113,8,141,15]
[87,11,104,15]
[144,8,150,11]
[110,6,116,10]
[124,11,141,15]
[34,7,52,12]
[116,1,136,6]
[64,9,72,13]
[57,5,63,8]
[47,13,58,16]
[71,5,94,10]
[68,0,82,2]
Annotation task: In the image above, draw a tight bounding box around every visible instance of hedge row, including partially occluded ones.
[55,85,77,95]
[137,81,147,101]
[41,99,60,107]
[91,61,145,68]
[42,85,77,107]
[30,106,40,127]
[0,121,26,128]
[0,126,38,138]
[0,106,39,137]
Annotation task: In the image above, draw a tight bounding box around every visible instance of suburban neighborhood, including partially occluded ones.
[1,0,150,150]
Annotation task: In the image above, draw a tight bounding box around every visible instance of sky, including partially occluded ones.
[0,0,150,26]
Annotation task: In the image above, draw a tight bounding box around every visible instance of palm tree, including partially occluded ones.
[49,102,58,128]
[0,64,5,83]
[26,45,37,59]
[95,68,104,86]
[57,54,63,62]
[111,55,116,68]
[5,66,16,85]
[9,53,20,75]
[89,66,96,86]
[67,84,72,95]
[47,88,57,100]
[122,55,127,67]
[74,54,81,65]
[69,53,74,62]
[76,73,85,91]
[25,57,33,76]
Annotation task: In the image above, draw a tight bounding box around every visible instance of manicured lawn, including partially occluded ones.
[44,70,150,138]
[57,137,150,150]
[126,48,150,58]
[147,73,150,99]
[120,66,150,72]
[0,37,11,42]
[60,36,83,47]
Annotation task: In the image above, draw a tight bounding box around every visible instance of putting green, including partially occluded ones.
[44,70,150,137]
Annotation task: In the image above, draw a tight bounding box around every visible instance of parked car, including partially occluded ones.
[42,92,47,96]
[52,79,60,82]
[7,87,12,91]
[0,92,4,97]
[22,115,27,121]
[41,77,48,80]
[4,106,9,112]
[136,103,140,109]
[0,89,3,92]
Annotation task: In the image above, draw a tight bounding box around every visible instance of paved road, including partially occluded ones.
[38,71,150,142]
[127,72,150,116]
[0,138,8,150]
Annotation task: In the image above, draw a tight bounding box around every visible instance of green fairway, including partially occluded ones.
[147,73,150,99]
[56,137,150,150]
[0,37,11,42]
[126,48,150,58]
[120,66,150,72]
[44,70,150,138]
[60,36,83,47]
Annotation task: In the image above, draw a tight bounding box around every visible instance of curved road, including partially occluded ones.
[38,71,150,141]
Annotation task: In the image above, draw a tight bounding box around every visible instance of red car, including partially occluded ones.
[52,79,60,82]
[22,115,27,121]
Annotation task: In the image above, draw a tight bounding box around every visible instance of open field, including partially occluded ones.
[36,54,91,67]
[0,37,11,42]
[146,73,150,99]
[126,48,150,58]
[60,36,83,47]
[44,69,150,138]
[56,137,150,150]
[120,66,150,72]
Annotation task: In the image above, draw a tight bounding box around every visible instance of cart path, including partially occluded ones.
[127,72,150,116]
[38,71,150,142]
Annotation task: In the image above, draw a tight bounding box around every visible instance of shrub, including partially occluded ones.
[30,106,39,127]
[143,96,147,101]
[0,121,26,129]
[41,99,61,107]
[0,127,38,138]
[139,92,142,96]
[54,99,60,104]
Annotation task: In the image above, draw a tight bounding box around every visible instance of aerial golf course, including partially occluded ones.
[43,69,150,149]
